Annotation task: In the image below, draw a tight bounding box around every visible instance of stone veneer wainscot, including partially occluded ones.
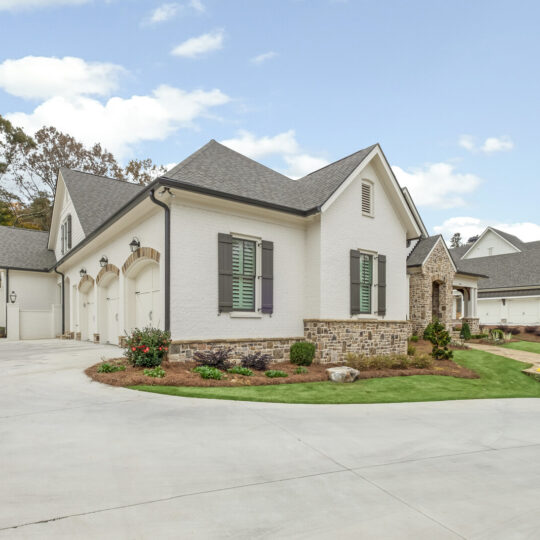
[304,319,411,363]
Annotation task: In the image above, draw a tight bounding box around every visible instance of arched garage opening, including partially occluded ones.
[78,274,95,341]
[97,264,120,345]
[122,248,161,332]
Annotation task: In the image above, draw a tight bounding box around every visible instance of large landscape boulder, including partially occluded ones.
[326,366,360,383]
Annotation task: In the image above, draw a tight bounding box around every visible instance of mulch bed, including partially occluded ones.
[86,356,478,388]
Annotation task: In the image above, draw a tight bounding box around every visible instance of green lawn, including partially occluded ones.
[130,350,540,404]
[503,340,540,355]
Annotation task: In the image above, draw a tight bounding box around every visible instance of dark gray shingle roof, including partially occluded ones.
[407,236,441,266]
[0,226,56,270]
[165,140,377,212]
[61,168,144,236]
[450,249,540,289]
[489,227,525,249]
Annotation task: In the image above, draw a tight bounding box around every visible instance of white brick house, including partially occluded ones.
[0,141,482,359]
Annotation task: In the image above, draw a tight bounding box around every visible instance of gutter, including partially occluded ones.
[54,268,65,335]
[148,188,170,332]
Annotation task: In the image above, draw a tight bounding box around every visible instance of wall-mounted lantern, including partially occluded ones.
[9,291,17,304]
[79,268,87,278]
[99,256,108,268]
[129,237,141,253]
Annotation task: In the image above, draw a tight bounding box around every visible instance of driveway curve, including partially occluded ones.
[1,339,540,539]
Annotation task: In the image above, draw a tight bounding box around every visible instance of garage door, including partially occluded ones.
[80,292,94,341]
[104,278,119,344]
[508,298,540,325]
[478,299,501,325]
[135,264,160,329]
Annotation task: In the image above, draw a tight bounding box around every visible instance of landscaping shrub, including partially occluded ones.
[407,344,416,356]
[409,335,419,343]
[265,370,288,378]
[227,366,253,376]
[535,330,540,337]
[193,365,223,380]
[193,348,232,370]
[241,352,272,371]
[460,322,472,340]
[290,342,316,366]
[497,325,510,333]
[346,353,424,371]
[144,366,166,378]
[390,355,411,369]
[424,319,453,360]
[471,333,488,339]
[509,327,520,335]
[525,326,537,334]
[295,366,308,374]
[410,354,433,369]
[124,327,171,368]
[97,362,126,373]
[490,328,505,341]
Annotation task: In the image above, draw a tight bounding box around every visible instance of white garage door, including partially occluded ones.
[104,279,119,344]
[80,292,94,341]
[508,298,540,325]
[135,264,160,329]
[478,299,501,325]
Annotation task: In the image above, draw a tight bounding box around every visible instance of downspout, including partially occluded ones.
[54,267,65,336]
[149,188,170,332]
[4,268,8,337]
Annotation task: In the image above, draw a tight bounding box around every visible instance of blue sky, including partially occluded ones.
[1,0,539,241]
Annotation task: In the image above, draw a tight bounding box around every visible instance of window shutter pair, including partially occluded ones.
[218,234,273,314]
[350,251,386,316]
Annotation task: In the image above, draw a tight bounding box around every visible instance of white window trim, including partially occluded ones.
[354,248,379,319]
[229,232,262,316]
[361,179,374,218]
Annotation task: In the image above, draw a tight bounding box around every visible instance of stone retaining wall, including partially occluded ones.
[461,317,480,335]
[304,319,411,363]
[169,337,304,363]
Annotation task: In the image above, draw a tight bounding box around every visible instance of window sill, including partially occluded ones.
[229,312,263,319]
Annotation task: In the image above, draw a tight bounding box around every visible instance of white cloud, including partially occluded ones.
[189,0,205,12]
[171,30,224,58]
[6,85,230,159]
[458,134,514,154]
[250,51,277,65]
[434,217,540,243]
[458,134,475,151]
[148,3,180,23]
[0,56,124,100]
[0,0,88,10]
[481,136,514,153]
[392,162,482,208]
[221,130,328,178]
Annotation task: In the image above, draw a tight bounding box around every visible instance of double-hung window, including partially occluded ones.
[359,253,373,313]
[60,215,72,255]
[232,237,257,311]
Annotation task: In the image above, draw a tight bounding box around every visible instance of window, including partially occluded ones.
[361,181,373,216]
[359,253,373,313]
[232,237,256,311]
[488,247,493,256]
[61,224,65,255]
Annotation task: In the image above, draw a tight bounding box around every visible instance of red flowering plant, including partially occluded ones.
[124,327,171,368]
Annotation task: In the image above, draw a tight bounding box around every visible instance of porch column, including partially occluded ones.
[471,288,477,318]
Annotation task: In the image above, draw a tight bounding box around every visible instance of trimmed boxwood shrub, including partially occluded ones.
[460,322,472,340]
[290,342,316,366]
[124,327,171,368]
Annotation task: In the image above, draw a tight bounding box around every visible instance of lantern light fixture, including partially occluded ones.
[79,268,87,278]
[99,255,108,268]
[129,237,141,253]
[9,291,17,304]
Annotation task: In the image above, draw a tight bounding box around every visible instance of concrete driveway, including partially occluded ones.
[1,340,540,539]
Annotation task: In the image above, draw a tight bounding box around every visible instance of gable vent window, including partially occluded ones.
[361,182,373,216]
[61,214,72,255]
[232,238,256,311]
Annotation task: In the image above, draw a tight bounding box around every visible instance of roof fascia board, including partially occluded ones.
[481,285,540,292]
[401,187,428,237]
[0,265,50,273]
[47,171,65,250]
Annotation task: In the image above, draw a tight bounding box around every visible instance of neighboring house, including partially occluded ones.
[0,141,481,360]
[450,227,540,326]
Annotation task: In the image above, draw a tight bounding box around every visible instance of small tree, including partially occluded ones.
[450,232,463,248]
[460,322,471,340]
[424,319,453,360]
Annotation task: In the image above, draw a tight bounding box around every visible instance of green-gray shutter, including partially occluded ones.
[218,233,233,312]
[350,250,361,315]
[377,254,386,316]
[261,240,273,314]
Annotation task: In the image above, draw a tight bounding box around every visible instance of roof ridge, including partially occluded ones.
[60,167,125,183]
[299,143,378,180]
